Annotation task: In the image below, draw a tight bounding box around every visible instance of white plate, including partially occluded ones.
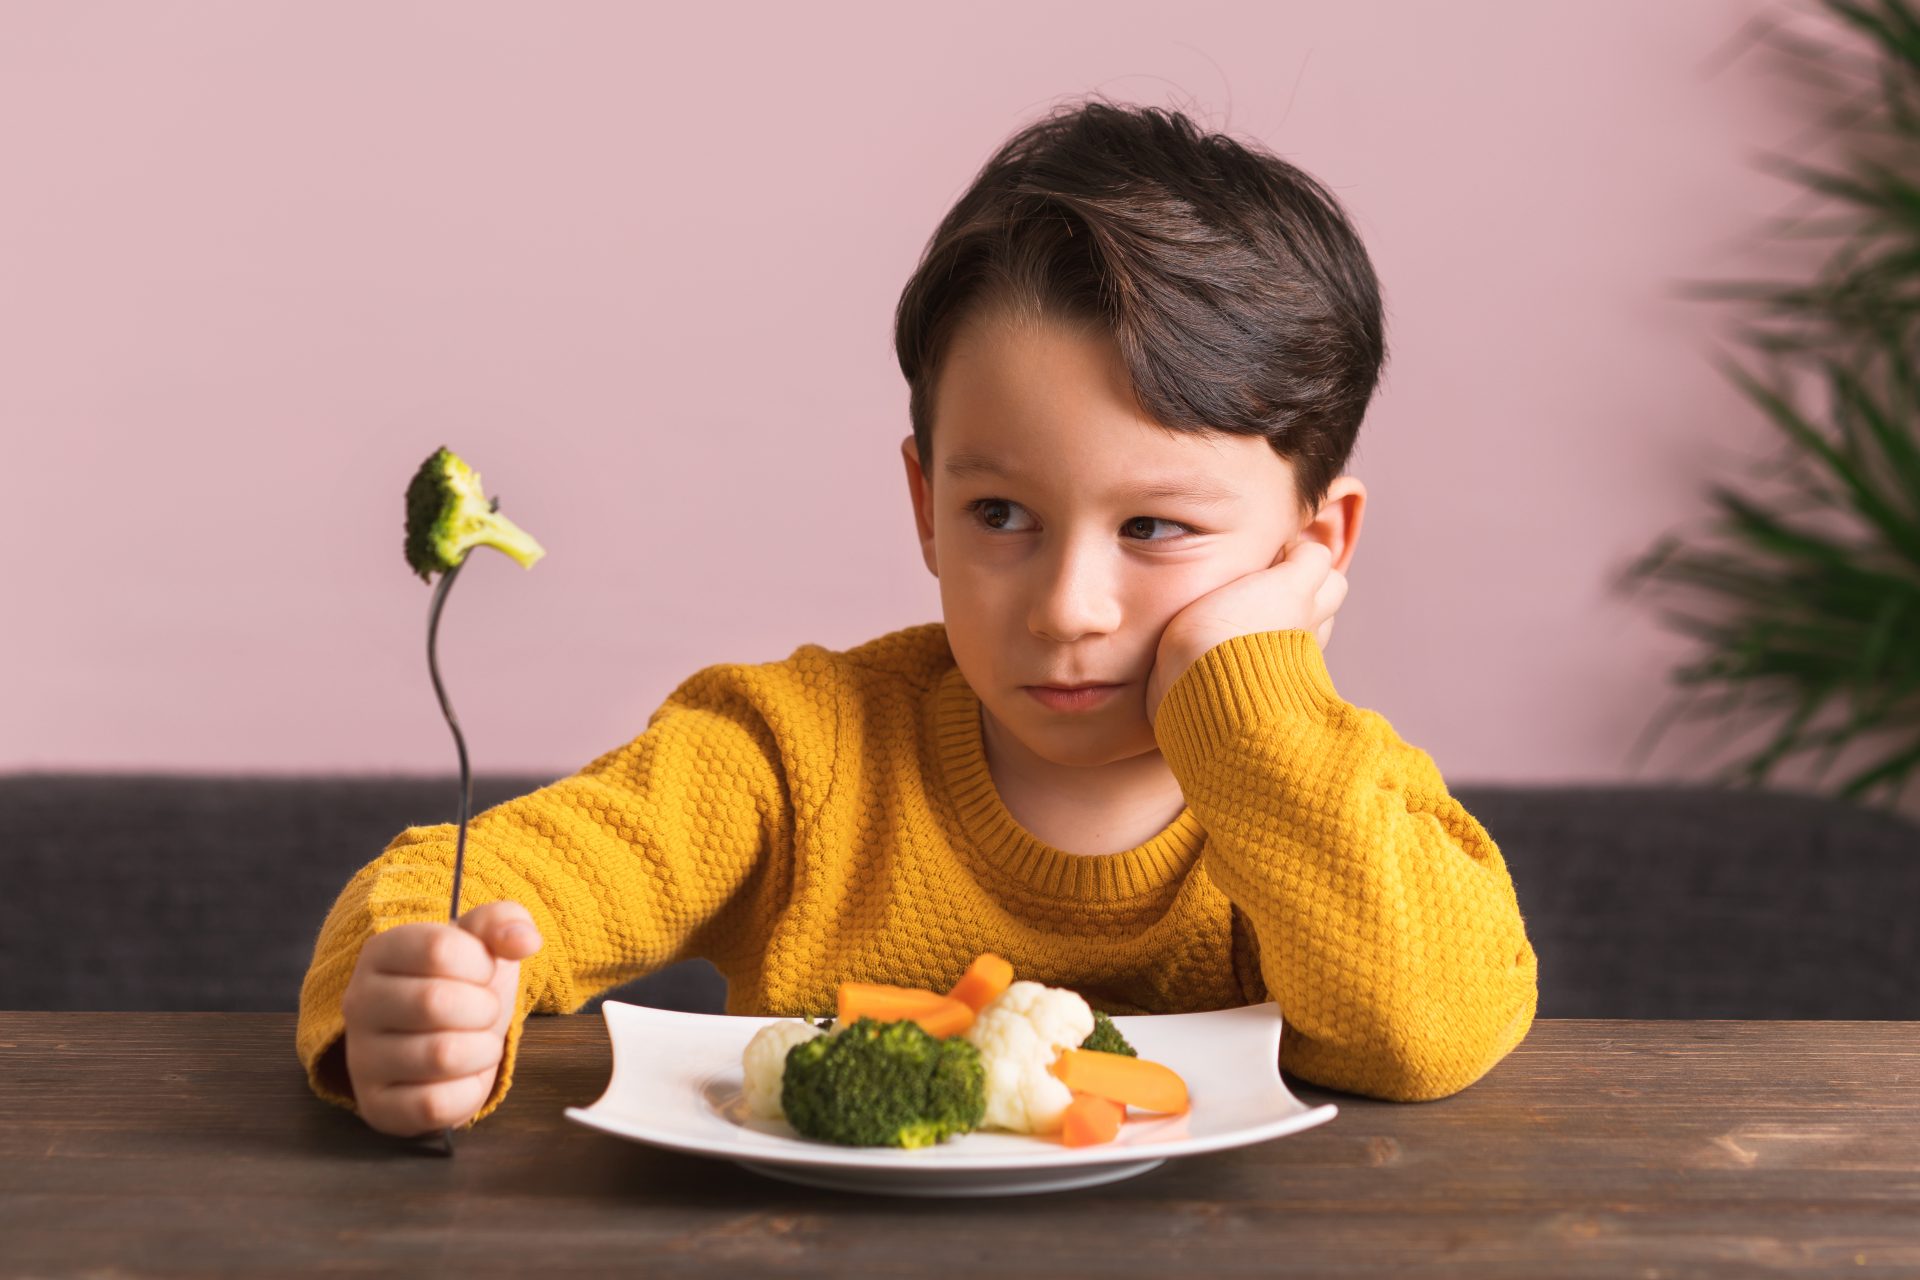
[563,999,1338,1197]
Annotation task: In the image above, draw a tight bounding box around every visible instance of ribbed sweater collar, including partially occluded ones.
[928,662,1206,903]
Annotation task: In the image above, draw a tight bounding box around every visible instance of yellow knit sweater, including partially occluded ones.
[297,622,1537,1121]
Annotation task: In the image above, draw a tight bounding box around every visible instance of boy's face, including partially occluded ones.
[902,307,1340,771]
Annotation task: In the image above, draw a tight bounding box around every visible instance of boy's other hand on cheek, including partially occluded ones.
[1145,539,1347,727]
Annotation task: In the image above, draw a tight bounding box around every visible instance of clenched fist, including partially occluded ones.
[337,900,543,1138]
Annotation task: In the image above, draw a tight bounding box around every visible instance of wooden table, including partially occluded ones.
[3,1015,1916,1277]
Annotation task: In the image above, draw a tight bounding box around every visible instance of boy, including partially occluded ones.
[300,97,1537,1139]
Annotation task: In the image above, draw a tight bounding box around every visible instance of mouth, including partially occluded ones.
[1023,682,1126,712]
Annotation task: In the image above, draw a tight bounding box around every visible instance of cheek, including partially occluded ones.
[937,533,1262,629]
[1139,545,1275,627]
[1142,556,1235,608]
[938,554,1014,606]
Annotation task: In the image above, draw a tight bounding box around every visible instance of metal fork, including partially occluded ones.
[419,517,484,1157]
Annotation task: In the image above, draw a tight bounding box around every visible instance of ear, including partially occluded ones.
[1290,475,1367,575]
[901,435,938,578]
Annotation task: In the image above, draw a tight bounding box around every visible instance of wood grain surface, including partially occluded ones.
[1,1014,1915,1277]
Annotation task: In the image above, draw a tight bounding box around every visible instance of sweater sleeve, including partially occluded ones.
[295,659,807,1125]
[1151,628,1537,1102]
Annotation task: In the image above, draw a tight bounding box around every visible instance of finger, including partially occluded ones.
[350,973,502,1033]
[361,1070,496,1137]
[1278,538,1334,572]
[485,958,525,1034]
[367,922,496,985]
[457,900,544,962]
[1311,575,1347,637]
[1317,566,1350,616]
[366,1029,506,1086]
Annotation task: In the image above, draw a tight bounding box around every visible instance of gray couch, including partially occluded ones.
[4,772,1916,1018]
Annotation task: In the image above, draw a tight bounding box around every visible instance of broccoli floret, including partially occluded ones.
[404,446,546,582]
[780,1016,986,1148]
[1080,1009,1138,1057]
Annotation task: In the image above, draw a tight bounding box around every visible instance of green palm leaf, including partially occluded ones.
[1619,0,1920,813]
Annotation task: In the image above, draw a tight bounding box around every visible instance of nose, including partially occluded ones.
[1027,534,1123,642]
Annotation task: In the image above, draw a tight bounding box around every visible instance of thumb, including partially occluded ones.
[456,899,544,962]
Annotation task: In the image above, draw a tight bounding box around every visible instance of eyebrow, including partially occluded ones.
[941,450,1240,505]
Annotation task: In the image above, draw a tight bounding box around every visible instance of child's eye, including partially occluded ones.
[963,499,1198,544]
[1119,516,1198,543]
[965,498,1033,533]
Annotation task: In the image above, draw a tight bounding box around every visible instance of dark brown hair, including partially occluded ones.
[893,95,1387,522]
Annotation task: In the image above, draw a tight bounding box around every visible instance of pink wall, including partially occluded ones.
[7,2,1907,815]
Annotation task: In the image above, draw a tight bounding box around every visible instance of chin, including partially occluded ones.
[1003,708,1155,768]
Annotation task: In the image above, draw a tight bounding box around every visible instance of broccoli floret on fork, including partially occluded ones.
[405,445,546,582]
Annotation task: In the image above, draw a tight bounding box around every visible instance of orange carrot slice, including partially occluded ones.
[945,953,1015,1012]
[1049,1048,1189,1114]
[908,996,976,1039]
[837,981,944,1024]
[837,982,976,1037]
[1060,1092,1125,1147]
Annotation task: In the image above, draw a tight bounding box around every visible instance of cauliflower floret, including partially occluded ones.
[741,1019,825,1119]
[962,980,1096,1134]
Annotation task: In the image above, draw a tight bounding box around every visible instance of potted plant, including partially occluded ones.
[1616,0,1920,813]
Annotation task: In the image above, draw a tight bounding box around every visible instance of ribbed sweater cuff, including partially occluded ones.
[1152,629,1340,774]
